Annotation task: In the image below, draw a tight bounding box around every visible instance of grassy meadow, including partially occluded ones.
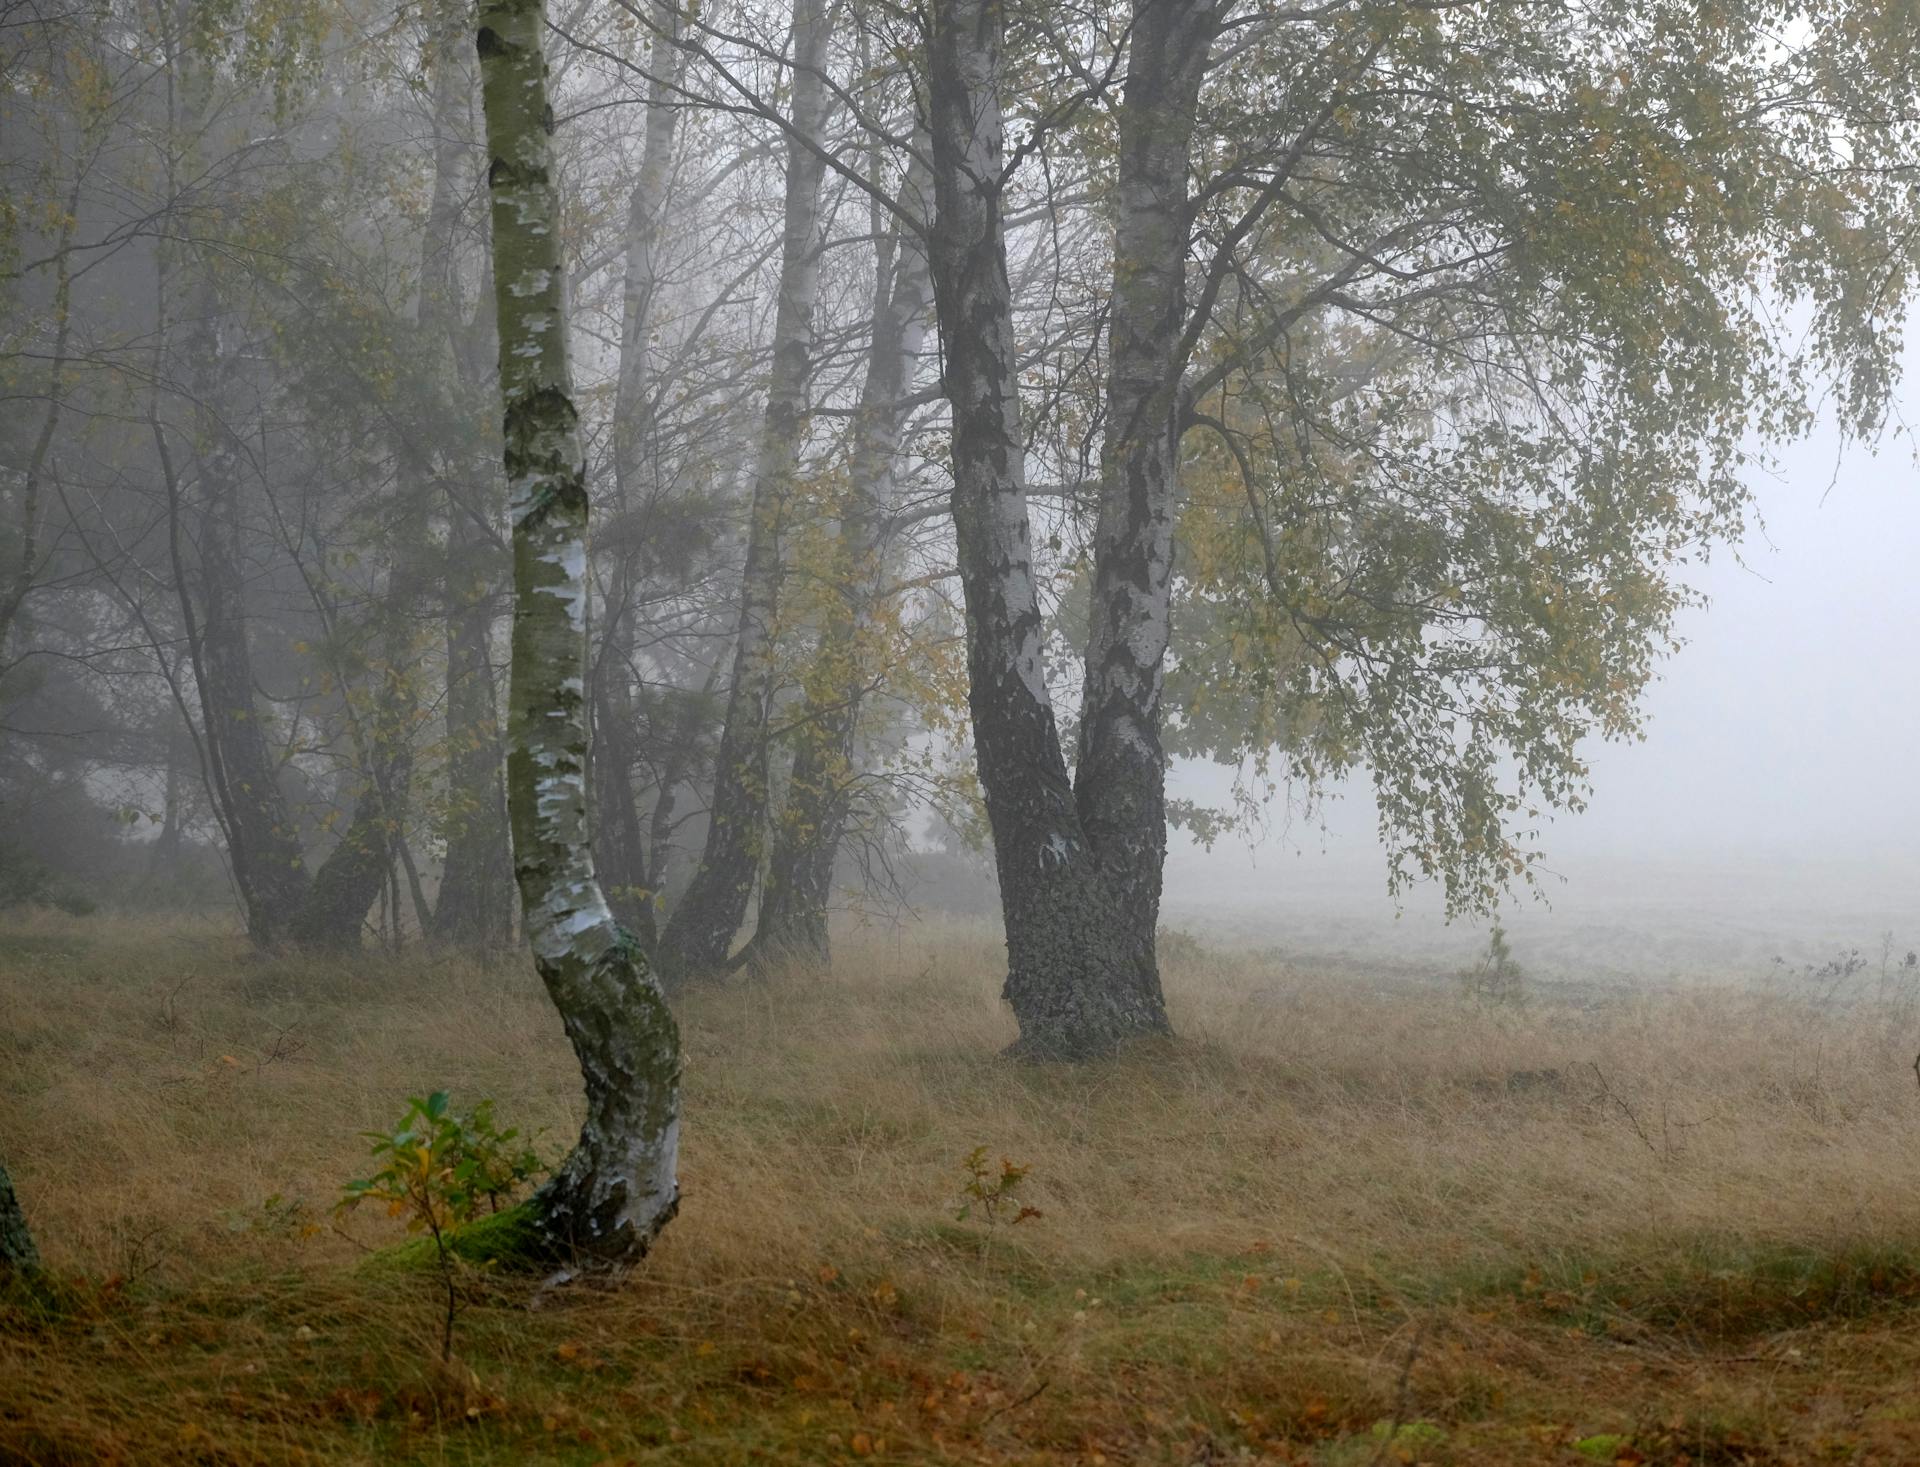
[6,911,1920,1464]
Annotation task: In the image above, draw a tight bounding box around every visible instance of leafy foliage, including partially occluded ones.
[338,1091,544,1360]
[955,1146,1041,1229]
[339,1091,543,1236]
[1157,0,1920,915]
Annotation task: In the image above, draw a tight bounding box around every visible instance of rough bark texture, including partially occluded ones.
[927,0,1169,1058]
[0,1159,36,1276]
[479,0,680,1263]
[1074,0,1217,966]
[751,157,935,966]
[593,2,686,945]
[655,0,834,983]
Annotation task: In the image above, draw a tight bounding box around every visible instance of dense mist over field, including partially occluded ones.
[1163,371,1920,976]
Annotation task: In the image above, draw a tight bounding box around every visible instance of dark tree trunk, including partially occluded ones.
[148,727,185,876]
[656,0,834,983]
[290,516,433,950]
[288,737,416,948]
[926,0,1169,1058]
[432,506,514,948]
[179,308,311,945]
[0,1158,37,1277]
[147,24,311,949]
[424,0,515,949]
[750,730,843,964]
[592,1,684,948]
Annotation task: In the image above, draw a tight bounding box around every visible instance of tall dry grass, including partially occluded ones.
[6,911,1918,1285]
[5,910,1920,1463]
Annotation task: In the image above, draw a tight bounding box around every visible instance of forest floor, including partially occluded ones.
[6,913,1920,1465]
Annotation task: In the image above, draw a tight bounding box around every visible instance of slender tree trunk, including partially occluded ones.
[593,1,686,945]
[176,286,311,946]
[926,0,1169,1057]
[141,12,308,947]
[479,0,679,1261]
[655,0,834,983]
[1073,0,1217,970]
[425,0,515,948]
[288,501,433,949]
[751,155,934,966]
[0,1158,36,1277]
[150,729,184,870]
[432,500,514,948]
[287,702,417,946]
[0,173,79,659]
[291,0,496,950]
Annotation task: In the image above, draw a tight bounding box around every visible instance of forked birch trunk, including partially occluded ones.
[927,0,1169,1057]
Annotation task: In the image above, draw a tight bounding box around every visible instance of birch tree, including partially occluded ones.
[927,0,1167,1057]
[478,0,680,1260]
[920,0,1920,1057]
[751,147,935,965]
[655,0,837,982]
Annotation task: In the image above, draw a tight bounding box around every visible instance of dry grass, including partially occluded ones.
[5,911,1920,1464]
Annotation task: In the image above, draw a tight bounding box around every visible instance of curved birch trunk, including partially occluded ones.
[479,0,680,1262]
[927,0,1169,1058]
[655,0,834,983]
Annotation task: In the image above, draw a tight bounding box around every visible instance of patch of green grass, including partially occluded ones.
[1424,1238,1920,1338]
[360,1202,546,1275]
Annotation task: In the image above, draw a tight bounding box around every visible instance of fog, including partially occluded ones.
[1165,368,1920,978]
[17,8,1920,1453]
[7,0,1920,1001]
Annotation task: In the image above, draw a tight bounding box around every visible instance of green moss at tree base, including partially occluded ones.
[360,1202,548,1275]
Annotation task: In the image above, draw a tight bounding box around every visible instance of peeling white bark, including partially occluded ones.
[480,0,680,1264]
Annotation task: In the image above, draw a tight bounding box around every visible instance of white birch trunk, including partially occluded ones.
[1074,0,1218,964]
[479,0,680,1262]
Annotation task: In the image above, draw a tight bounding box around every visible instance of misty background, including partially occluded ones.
[1162,343,1920,979]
